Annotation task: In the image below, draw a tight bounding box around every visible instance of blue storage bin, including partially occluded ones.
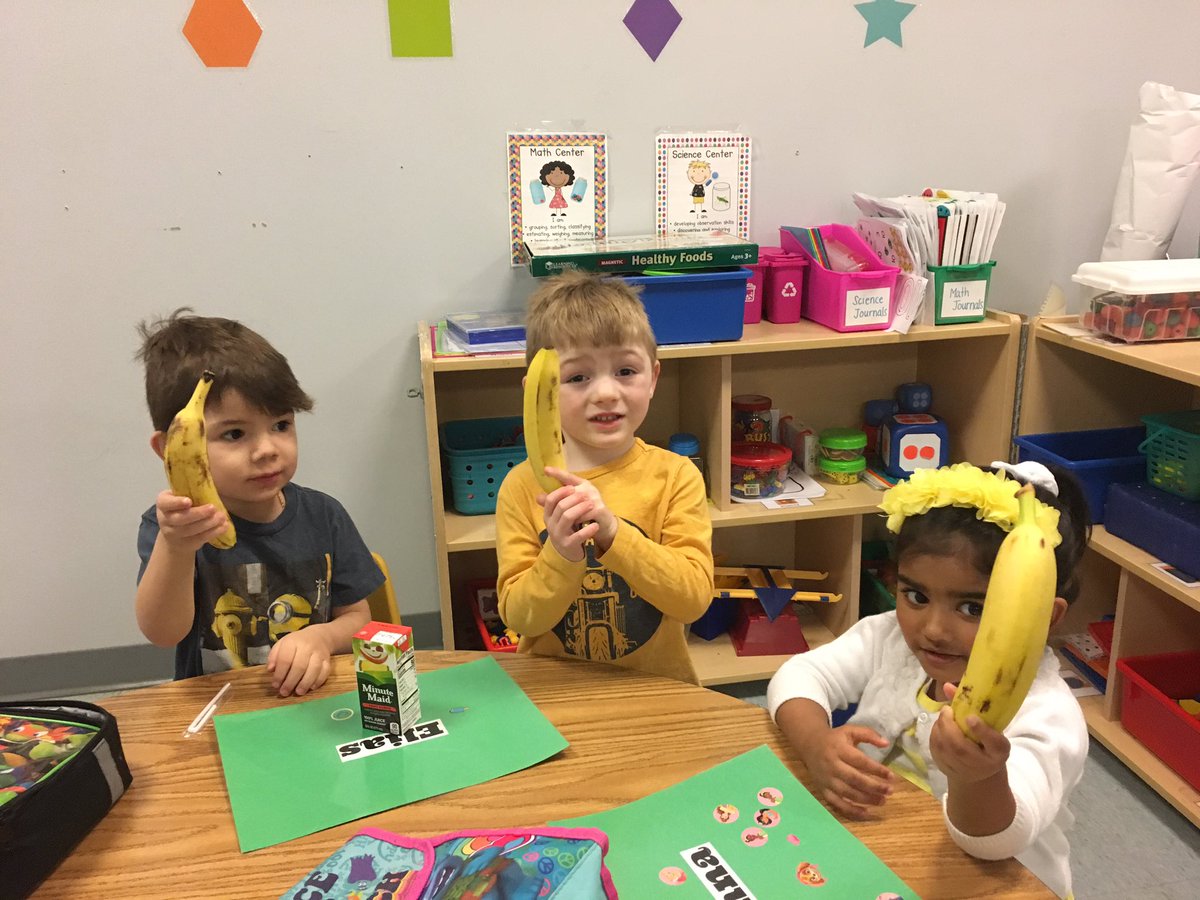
[440,416,527,515]
[1013,426,1146,524]
[622,267,750,345]
[1105,482,1200,578]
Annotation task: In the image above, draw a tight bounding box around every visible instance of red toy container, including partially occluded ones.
[467,578,518,653]
[1116,650,1200,791]
[730,441,792,499]
[780,224,900,333]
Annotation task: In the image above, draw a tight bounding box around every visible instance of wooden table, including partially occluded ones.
[38,652,1050,898]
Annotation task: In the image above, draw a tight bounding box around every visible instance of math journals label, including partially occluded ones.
[682,842,757,900]
[940,279,987,318]
[844,288,891,328]
[336,719,447,762]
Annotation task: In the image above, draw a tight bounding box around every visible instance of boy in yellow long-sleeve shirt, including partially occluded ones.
[496,270,714,683]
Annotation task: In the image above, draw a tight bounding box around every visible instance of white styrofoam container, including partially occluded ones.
[1074,259,1200,343]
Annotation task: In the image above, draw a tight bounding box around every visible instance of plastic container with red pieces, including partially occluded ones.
[1075,259,1200,343]
[730,441,792,499]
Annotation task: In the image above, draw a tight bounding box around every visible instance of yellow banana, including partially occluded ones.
[951,483,1057,741]
[163,371,237,549]
[522,348,567,493]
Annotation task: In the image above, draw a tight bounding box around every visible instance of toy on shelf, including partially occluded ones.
[877,382,949,480]
[710,566,843,656]
[467,579,520,653]
[862,398,899,456]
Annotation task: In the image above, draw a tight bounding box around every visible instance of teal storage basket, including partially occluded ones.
[440,415,527,515]
[1140,409,1200,500]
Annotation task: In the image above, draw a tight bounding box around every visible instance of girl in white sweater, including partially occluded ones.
[769,461,1090,899]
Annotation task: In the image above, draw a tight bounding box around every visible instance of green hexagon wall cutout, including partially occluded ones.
[183,0,262,68]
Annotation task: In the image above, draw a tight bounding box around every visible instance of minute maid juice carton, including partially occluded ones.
[353,622,420,735]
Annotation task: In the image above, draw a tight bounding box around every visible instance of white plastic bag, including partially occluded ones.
[1102,81,1200,261]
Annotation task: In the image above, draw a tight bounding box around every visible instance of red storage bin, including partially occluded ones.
[1116,651,1200,791]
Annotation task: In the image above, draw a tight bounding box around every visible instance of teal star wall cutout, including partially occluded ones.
[855,0,916,48]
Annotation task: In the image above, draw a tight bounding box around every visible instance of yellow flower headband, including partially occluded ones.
[879,462,1062,547]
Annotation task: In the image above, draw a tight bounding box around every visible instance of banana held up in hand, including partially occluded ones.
[163,371,237,549]
[522,348,567,493]
[951,484,1057,741]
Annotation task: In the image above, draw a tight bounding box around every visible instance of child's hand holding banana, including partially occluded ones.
[524,348,618,560]
[538,469,617,561]
[153,489,233,554]
[161,371,237,550]
[931,684,1012,785]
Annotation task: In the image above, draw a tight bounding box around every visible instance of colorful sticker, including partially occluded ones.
[659,866,688,885]
[741,827,768,847]
[753,808,780,828]
[797,861,827,886]
[713,803,740,824]
[756,787,782,806]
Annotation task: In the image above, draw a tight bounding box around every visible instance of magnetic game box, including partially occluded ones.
[353,622,421,736]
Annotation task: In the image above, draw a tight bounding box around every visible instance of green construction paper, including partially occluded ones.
[213,657,566,851]
[388,0,453,58]
[554,745,915,898]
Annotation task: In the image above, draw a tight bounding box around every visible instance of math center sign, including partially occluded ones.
[508,131,607,265]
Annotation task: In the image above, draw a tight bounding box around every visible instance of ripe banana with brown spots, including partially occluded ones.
[951,483,1057,741]
[522,348,567,493]
[163,371,237,549]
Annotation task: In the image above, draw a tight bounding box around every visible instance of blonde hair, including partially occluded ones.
[525,269,657,364]
[687,159,710,172]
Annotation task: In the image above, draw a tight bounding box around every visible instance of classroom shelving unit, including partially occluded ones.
[419,311,1021,687]
[1019,315,1200,828]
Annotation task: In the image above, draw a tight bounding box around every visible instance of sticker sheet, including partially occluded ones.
[508,131,607,265]
[213,657,567,852]
[656,132,751,240]
[554,745,914,898]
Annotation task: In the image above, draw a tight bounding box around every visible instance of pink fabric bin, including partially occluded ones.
[781,224,900,333]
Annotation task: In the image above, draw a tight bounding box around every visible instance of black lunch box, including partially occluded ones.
[0,701,133,898]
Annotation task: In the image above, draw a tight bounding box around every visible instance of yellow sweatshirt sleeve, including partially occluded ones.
[495,462,587,637]
[601,458,713,624]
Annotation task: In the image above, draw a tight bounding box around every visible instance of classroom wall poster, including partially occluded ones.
[508,131,607,265]
[657,132,751,240]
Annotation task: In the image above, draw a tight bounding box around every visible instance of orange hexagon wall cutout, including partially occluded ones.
[183,0,262,68]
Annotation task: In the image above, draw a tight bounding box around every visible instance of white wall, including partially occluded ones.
[4,1,1200,659]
